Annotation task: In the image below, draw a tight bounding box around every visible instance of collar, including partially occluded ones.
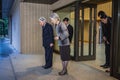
[42,23,46,29]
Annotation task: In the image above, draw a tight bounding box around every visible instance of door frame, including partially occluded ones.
[74,2,97,61]
[111,0,120,79]
[53,1,97,61]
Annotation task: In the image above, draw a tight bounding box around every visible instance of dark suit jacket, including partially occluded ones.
[67,24,73,43]
[101,17,112,44]
[42,23,54,47]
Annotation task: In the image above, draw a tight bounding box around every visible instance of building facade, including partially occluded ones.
[7,0,120,79]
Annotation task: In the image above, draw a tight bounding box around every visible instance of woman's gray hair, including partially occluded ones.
[50,13,60,20]
[39,17,46,22]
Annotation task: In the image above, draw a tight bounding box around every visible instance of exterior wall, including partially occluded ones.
[8,0,112,54]
[20,2,51,54]
[8,16,12,44]
[10,0,21,52]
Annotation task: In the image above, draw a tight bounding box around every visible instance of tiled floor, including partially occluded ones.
[0,38,118,80]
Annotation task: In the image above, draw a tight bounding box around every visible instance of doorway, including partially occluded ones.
[77,3,97,61]
[78,0,113,76]
[54,3,97,61]
[54,0,112,72]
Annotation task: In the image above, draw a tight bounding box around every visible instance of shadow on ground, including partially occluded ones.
[15,66,76,80]
[0,38,13,58]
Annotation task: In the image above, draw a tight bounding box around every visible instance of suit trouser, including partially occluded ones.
[44,46,53,67]
[105,43,110,66]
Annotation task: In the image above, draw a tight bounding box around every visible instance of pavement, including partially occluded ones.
[0,38,118,80]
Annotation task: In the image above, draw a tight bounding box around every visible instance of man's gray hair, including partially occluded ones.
[50,13,60,20]
[39,17,46,22]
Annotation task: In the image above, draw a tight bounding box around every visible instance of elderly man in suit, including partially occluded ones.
[39,17,54,69]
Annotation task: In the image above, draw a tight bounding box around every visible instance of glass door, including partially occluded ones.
[78,4,97,61]
[54,3,75,58]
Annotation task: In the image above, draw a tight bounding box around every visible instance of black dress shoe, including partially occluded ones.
[105,70,110,73]
[58,70,68,75]
[42,65,46,68]
[103,65,110,68]
[100,64,106,67]
[100,64,110,68]
[43,66,52,69]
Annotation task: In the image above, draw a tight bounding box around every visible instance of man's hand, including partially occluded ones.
[103,36,110,44]
[106,41,110,44]
[50,43,53,47]
[103,36,107,41]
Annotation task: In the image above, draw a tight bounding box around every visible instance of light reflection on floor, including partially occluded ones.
[70,42,106,72]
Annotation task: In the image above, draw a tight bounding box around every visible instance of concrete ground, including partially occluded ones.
[10,53,117,80]
[0,57,15,80]
[0,38,118,80]
[0,38,15,80]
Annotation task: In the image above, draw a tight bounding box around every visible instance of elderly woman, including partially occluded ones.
[50,13,70,75]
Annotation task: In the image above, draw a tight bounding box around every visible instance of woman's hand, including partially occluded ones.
[103,36,107,41]
[54,36,59,40]
[106,41,110,44]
